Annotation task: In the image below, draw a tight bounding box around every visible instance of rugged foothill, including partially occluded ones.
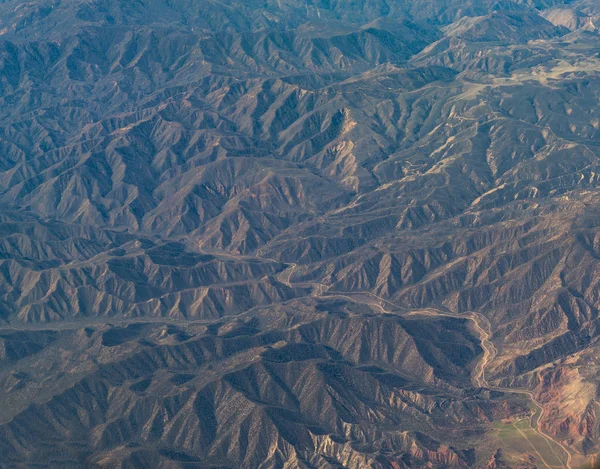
[1,0,600,467]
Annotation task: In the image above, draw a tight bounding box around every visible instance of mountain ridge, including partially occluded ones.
[2,0,600,467]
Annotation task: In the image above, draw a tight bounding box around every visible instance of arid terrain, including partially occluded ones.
[1,0,600,467]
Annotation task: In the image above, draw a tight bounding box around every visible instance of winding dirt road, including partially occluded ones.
[317,289,574,469]
[215,246,574,468]
[405,307,572,469]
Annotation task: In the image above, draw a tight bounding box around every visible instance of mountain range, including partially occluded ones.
[1,0,600,467]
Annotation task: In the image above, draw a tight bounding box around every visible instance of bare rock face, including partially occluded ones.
[1,0,600,467]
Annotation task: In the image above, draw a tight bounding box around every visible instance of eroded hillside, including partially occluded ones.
[1,0,600,467]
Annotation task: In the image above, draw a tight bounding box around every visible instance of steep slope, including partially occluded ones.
[1,0,600,468]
